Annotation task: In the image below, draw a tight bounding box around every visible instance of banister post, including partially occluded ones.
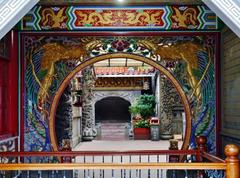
[224,144,239,178]
[196,136,207,178]
[196,135,207,162]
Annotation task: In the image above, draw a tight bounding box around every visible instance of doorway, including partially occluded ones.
[95,97,131,140]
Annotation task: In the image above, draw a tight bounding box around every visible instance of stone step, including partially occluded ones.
[101,127,126,129]
[100,124,127,127]
[101,133,125,136]
[96,121,129,141]
[101,131,125,134]
[101,133,125,135]
[101,128,126,131]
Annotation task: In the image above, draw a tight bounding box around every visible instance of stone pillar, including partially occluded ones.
[160,77,173,139]
[160,76,183,139]
[82,67,96,141]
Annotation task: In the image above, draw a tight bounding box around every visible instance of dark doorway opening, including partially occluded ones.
[95,97,131,140]
[95,97,131,122]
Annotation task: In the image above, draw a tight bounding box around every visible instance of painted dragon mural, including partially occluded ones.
[24,35,217,152]
[27,39,101,117]
[22,5,217,30]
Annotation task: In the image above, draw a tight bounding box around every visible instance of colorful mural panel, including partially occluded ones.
[23,34,218,153]
[21,5,217,30]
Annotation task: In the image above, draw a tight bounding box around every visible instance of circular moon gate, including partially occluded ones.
[49,53,192,151]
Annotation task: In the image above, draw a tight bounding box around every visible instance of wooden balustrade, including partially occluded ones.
[0,142,239,178]
[196,135,240,178]
[225,144,239,178]
[0,162,227,171]
[201,152,225,163]
[196,135,208,162]
[196,135,208,177]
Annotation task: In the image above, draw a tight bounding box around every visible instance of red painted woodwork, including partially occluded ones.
[20,31,219,37]
[134,128,150,140]
[0,57,8,134]
[8,31,18,135]
[0,31,18,137]
[215,33,221,156]
[20,34,25,152]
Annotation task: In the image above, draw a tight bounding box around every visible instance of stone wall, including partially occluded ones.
[71,106,81,148]
[221,26,240,152]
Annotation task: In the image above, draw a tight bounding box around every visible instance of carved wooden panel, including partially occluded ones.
[95,77,149,90]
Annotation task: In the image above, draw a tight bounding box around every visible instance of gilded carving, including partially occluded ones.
[125,11,162,25]
[41,8,67,28]
[29,40,101,115]
[138,39,211,102]
[172,7,198,28]
[76,11,114,25]
[75,9,164,27]
[95,77,148,89]
[22,6,217,30]
[28,36,212,117]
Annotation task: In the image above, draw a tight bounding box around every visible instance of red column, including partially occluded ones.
[0,58,8,134]
[7,30,18,135]
[0,34,10,135]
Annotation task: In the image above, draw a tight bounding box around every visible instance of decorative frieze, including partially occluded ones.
[21,5,218,30]
[95,77,150,90]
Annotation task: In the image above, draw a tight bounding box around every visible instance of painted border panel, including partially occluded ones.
[21,5,218,31]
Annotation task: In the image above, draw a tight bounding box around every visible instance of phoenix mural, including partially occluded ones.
[23,34,217,153]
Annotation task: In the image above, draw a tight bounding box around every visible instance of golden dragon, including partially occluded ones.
[138,39,212,102]
[76,11,114,25]
[125,11,162,25]
[172,7,197,28]
[29,40,101,116]
[41,8,67,28]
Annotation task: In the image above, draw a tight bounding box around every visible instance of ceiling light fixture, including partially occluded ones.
[117,0,125,3]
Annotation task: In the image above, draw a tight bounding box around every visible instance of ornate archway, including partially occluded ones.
[49,53,192,151]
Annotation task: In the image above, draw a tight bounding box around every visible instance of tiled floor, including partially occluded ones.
[73,140,183,151]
